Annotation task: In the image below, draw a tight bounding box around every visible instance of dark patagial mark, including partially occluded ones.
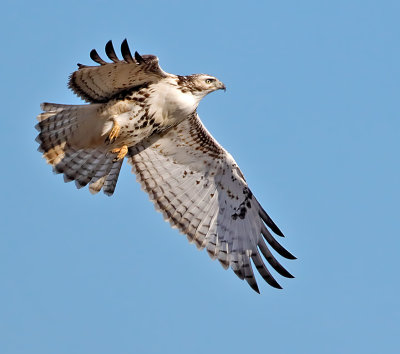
[110,83,149,101]
[231,206,247,220]
[231,187,253,220]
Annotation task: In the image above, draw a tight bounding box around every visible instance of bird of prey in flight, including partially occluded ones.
[36,39,295,293]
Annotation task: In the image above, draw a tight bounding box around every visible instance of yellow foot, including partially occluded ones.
[111,145,128,161]
[106,119,120,144]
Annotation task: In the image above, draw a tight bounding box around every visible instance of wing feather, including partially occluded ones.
[121,39,135,63]
[105,40,120,63]
[89,49,107,65]
[257,237,294,278]
[261,223,296,260]
[128,113,294,292]
[251,253,282,289]
[68,39,168,103]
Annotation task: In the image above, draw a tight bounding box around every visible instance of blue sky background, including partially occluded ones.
[1,1,399,353]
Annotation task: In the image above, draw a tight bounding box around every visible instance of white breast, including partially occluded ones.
[147,78,200,126]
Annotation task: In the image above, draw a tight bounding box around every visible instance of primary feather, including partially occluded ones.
[35,39,295,293]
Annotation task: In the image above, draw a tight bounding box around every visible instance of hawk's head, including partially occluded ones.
[177,74,226,99]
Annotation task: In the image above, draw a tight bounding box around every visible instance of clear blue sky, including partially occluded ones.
[1,1,399,353]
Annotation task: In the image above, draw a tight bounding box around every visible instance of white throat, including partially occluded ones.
[147,78,202,125]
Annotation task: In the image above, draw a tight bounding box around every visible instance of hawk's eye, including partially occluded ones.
[205,78,214,84]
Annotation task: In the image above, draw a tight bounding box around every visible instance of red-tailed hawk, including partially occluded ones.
[36,39,295,293]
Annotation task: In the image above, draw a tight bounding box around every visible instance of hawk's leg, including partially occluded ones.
[111,145,128,161]
[106,118,121,144]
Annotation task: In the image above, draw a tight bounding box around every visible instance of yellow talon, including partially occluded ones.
[111,145,128,161]
[107,119,120,144]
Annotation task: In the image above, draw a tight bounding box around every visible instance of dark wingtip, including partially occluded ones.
[281,269,295,279]
[134,51,144,64]
[105,40,119,63]
[89,49,97,61]
[270,221,285,237]
[90,49,107,65]
[267,277,283,289]
[280,249,296,260]
[261,225,296,260]
[248,280,260,294]
[259,207,285,237]
[268,277,283,289]
[121,38,134,63]
[273,262,293,279]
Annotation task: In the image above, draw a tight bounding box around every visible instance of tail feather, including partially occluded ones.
[36,102,123,195]
[89,176,107,194]
[88,156,123,196]
[89,152,114,183]
[78,151,111,189]
[74,151,106,188]
[41,102,71,112]
[53,148,82,179]
[36,103,83,163]
[103,159,124,195]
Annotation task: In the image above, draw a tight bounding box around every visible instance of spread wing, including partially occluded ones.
[68,39,168,103]
[128,113,295,293]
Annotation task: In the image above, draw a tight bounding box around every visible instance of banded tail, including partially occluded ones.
[35,103,123,196]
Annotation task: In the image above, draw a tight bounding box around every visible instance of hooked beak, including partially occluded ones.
[218,81,226,92]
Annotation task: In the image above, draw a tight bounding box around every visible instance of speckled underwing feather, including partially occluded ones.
[128,113,294,293]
